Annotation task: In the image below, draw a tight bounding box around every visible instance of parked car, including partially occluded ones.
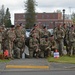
[26,29,31,37]
[48,29,53,35]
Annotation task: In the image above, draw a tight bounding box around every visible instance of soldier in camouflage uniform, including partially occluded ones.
[54,24,64,56]
[15,24,25,58]
[66,25,75,56]
[0,27,2,53]
[1,25,6,52]
[42,26,51,39]
[14,34,25,58]
[49,35,57,52]
[29,34,40,58]
[7,25,16,58]
[31,24,43,41]
[40,36,51,57]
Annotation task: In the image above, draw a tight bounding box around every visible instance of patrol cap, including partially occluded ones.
[43,26,47,29]
[51,35,54,37]
[11,25,15,28]
[71,25,73,27]
[33,24,37,27]
[19,23,22,26]
[43,35,48,38]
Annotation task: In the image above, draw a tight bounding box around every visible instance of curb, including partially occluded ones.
[6,65,49,69]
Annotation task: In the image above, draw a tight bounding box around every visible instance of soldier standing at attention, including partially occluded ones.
[67,25,75,56]
[7,25,16,59]
[54,24,64,56]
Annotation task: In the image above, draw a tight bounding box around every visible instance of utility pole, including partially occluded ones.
[62,9,65,25]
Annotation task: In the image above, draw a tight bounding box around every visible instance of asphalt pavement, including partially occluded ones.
[0,58,75,72]
[0,70,75,75]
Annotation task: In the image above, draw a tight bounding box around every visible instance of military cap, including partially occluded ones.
[43,26,47,29]
[51,35,54,37]
[19,23,22,26]
[11,25,15,28]
[42,35,48,38]
[33,24,37,27]
[71,25,73,27]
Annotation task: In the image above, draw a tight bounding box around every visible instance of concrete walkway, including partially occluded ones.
[0,58,75,71]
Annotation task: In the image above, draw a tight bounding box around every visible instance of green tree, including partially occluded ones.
[0,5,5,25]
[4,8,11,28]
[25,0,37,29]
[72,12,75,24]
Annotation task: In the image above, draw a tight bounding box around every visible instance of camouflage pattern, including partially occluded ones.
[66,27,75,56]
[0,27,2,52]
[54,25,64,56]
[42,29,51,38]
[29,34,40,58]
[7,28,16,58]
[50,37,57,51]
[15,25,25,58]
[14,35,25,58]
[40,37,51,57]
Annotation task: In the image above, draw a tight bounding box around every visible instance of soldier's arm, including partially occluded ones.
[61,29,64,39]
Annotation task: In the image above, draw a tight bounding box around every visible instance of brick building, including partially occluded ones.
[14,12,73,29]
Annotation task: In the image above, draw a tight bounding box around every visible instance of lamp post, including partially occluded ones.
[53,21,55,29]
[62,9,65,25]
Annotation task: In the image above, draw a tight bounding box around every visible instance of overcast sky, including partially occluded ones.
[0,0,75,24]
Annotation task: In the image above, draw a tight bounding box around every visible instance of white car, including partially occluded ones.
[48,29,53,35]
[26,29,31,37]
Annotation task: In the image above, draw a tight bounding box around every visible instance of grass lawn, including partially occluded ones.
[0,59,10,63]
[48,56,75,64]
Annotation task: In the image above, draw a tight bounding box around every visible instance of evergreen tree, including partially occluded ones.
[4,8,11,28]
[0,5,5,25]
[25,0,37,29]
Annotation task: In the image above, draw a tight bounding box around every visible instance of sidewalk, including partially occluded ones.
[4,58,49,71]
[0,58,75,71]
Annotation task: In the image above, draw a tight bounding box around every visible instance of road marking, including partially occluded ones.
[6,65,49,69]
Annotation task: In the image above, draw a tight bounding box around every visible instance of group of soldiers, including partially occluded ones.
[0,24,25,59]
[29,23,75,58]
[29,23,56,58]
[0,22,75,59]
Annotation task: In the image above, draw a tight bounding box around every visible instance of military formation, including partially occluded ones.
[0,23,75,59]
[29,23,75,58]
[0,24,25,59]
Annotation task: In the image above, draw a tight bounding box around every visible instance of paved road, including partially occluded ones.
[0,70,75,75]
[0,58,75,75]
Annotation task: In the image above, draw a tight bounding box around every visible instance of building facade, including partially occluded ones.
[14,12,73,29]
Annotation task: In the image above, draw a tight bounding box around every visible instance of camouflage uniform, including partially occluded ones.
[1,26,6,51]
[62,25,69,55]
[29,34,40,58]
[15,25,25,58]
[14,35,25,58]
[54,26,64,56]
[66,27,75,56]
[7,27,16,58]
[0,27,2,52]
[42,26,51,38]
[50,36,57,52]
[40,37,51,57]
